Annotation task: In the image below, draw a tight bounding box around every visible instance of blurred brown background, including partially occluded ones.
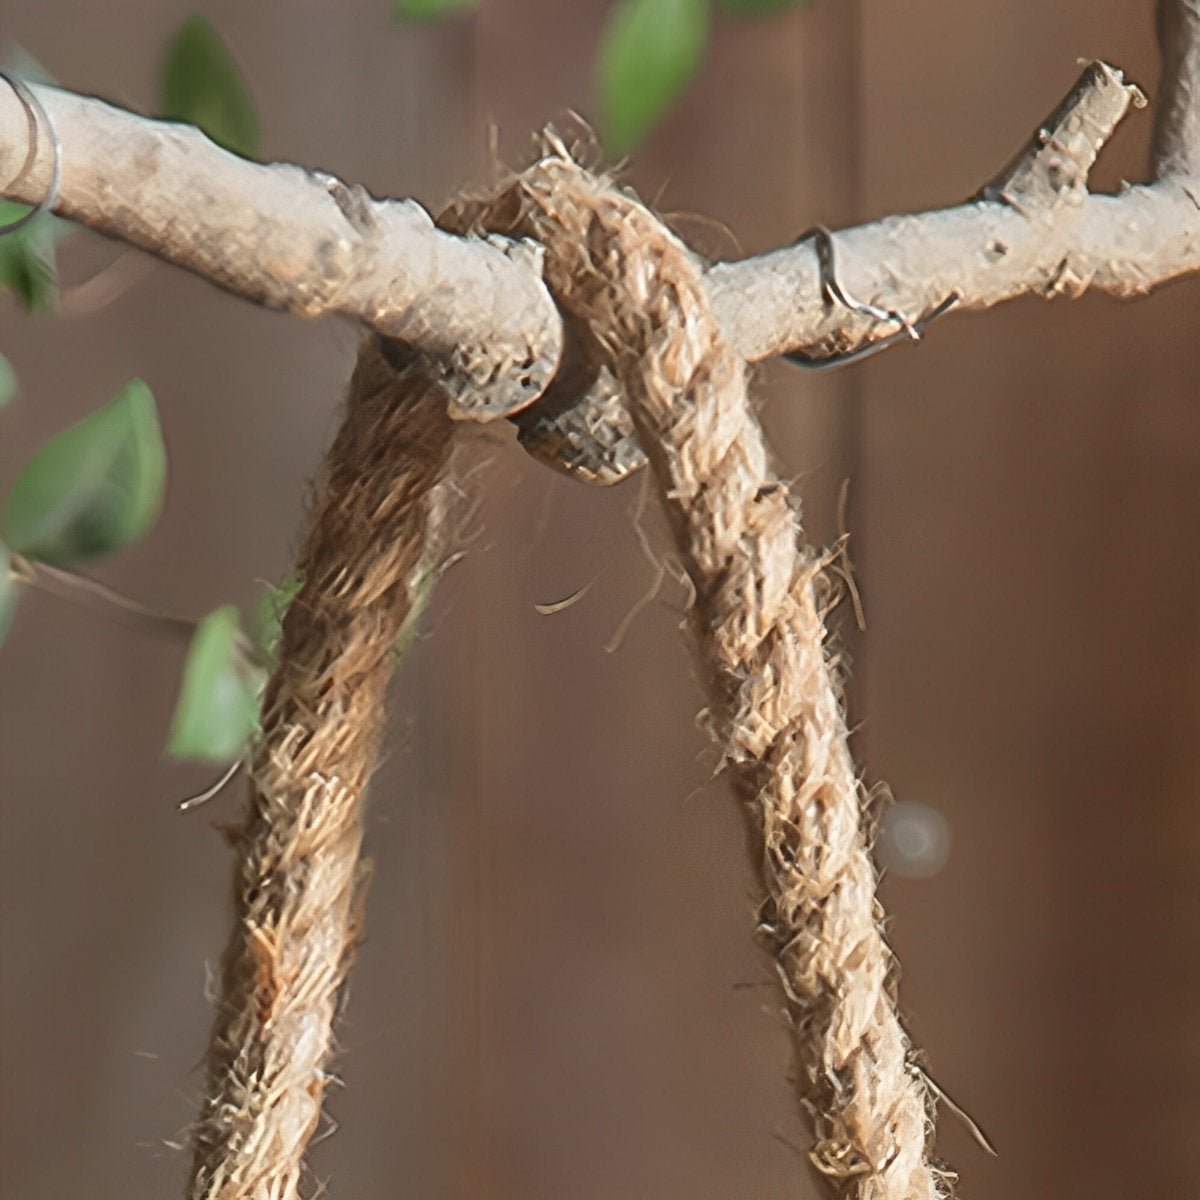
[1,1,1197,1197]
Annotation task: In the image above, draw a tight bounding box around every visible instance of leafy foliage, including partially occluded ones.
[0,201,70,313]
[393,567,438,662]
[252,571,304,661]
[0,44,73,311]
[161,14,260,157]
[392,0,481,19]
[387,0,810,154]
[167,605,264,761]
[2,379,166,565]
[597,0,710,156]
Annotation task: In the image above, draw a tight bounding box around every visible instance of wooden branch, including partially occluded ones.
[708,60,1169,364]
[507,60,1176,486]
[0,6,1198,414]
[0,83,563,419]
[709,178,1200,359]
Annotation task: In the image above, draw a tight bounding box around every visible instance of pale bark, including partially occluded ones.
[0,84,561,418]
[0,3,1197,412]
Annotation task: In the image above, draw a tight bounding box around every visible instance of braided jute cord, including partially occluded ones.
[187,340,455,1199]
[188,147,948,1199]
[446,150,951,1200]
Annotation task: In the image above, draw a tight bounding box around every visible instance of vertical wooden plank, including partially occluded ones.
[857,3,1200,1196]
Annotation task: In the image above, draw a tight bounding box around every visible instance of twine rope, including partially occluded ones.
[188,340,454,1200]
[189,149,947,1200]
[447,151,949,1200]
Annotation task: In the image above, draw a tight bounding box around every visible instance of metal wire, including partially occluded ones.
[0,69,62,236]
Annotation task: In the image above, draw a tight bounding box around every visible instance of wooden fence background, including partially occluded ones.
[1,2,1196,1197]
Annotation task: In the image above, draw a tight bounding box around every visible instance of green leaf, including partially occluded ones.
[2,379,166,565]
[393,568,437,662]
[167,605,264,761]
[0,202,69,313]
[717,0,810,12]
[0,353,15,408]
[597,0,710,156]
[392,0,481,19]
[0,544,17,649]
[252,571,304,661]
[161,14,259,157]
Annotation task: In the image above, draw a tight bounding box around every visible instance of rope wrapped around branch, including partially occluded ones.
[187,340,454,1200]
[446,150,950,1200]
[188,148,947,1200]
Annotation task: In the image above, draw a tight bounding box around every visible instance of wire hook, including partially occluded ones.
[0,68,62,237]
[785,225,960,370]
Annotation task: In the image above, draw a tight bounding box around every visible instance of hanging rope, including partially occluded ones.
[446,149,950,1200]
[189,147,948,1200]
[187,340,455,1199]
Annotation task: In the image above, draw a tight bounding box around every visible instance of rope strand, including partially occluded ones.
[188,340,454,1200]
[445,151,951,1200]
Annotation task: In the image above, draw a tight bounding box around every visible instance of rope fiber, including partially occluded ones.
[446,149,951,1200]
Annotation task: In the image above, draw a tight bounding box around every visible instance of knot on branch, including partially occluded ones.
[193,139,981,1200]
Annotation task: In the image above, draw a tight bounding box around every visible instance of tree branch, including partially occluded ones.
[708,178,1200,360]
[0,83,563,419]
[1,7,1198,425]
[507,60,1181,485]
[707,60,1170,364]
